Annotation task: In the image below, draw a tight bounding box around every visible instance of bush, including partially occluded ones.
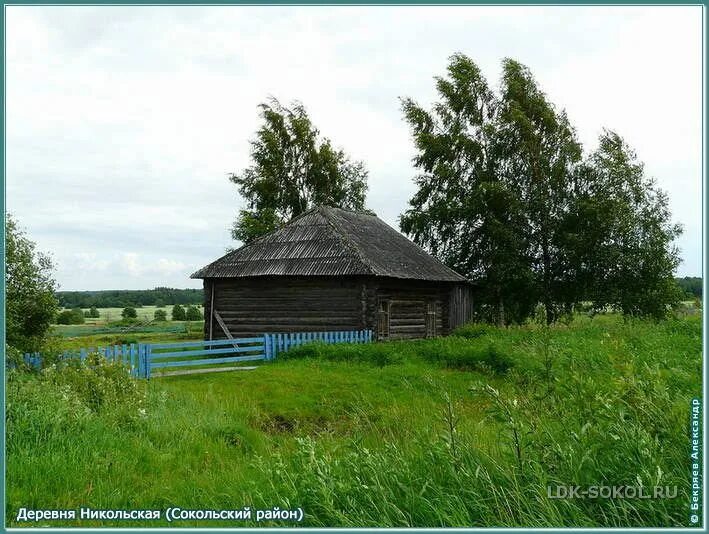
[56,309,85,325]
[417,338,514,374]
[452,323,491,339]
[40,354,147,426]
[172,304,186,321]
[154,309,167,321]
[121,307,137,320]
[89,307,100,318]
[185,305,203,321]
[279,341,403,367]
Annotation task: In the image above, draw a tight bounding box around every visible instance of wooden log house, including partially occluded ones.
[191,206,473,340]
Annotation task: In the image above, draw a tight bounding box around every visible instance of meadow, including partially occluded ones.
[6,313,702,528]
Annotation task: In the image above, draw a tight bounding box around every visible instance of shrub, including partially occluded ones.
[89,307,100,318]
[452,323,490,339]
[416,338,514,374]
[172,304,186,321]
[279,342,402,367]
[56,309,85,325]
[121,307,137,320]
[6,214,59,352]
[185,306,203,321]
[154,309,167,321]
[40,354,147,426]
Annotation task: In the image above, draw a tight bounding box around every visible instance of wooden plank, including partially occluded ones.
[158,366,258,377]
[151,345,265,360]
[209,280,215,341]
[150,337,263,350]
[151,354,265,369]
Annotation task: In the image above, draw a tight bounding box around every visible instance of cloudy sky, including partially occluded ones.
[6,5,703,291]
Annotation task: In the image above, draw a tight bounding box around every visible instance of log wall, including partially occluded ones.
[205,276,364,339]
[202,276,472,341]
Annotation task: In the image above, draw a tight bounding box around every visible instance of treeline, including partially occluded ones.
[676,277,702,298]
[57,287,203,309]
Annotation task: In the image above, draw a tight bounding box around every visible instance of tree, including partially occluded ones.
[121,307,137,320]
[400,54,681,323]
[571,131,683,318]
[230,98,369,244]
[6,214,59,351]
[155,299,165,308]
[676,277,702,299]
[56,309,85,325]
[89,306,100,318]
[400,54,535,325]
[154,309,167,321]
[185,305,203,321]
[495,58,583,323]
[172,304,186,321]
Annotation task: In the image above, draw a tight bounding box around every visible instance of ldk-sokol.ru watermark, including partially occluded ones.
[547,485,678,500]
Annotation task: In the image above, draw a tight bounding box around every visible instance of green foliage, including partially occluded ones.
[171,304,186,321]
[400,54,682,323]
[676,277,701,298]
[8,355,147,441]
[185,305,203,321]
[56,309,85,325]
[452,323,491,339]
[88,307,100,318]
[5,214,59,352]
[279,337,513,374]
[121,307,138,320]
[5,315,701,527]
[154,309,167,321]
[57,288,202,309]
[230,98,369,244]
[569,131,683,319]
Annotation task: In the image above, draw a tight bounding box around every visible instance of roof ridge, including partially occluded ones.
[318,207,375,275]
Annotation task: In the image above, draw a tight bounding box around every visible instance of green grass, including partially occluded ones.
[57,305,203,324]
[7,314,702,527]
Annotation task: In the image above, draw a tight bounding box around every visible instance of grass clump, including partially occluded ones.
[279,341,403,367]
[6,314,701,528]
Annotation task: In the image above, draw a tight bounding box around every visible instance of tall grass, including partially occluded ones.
[6,314,701,527]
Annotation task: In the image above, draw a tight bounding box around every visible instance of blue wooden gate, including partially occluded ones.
[21,329,373,378]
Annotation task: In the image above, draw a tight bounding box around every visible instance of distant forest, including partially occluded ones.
[676,277,702,299]
[57,287,203,308]
[57,279,700,310]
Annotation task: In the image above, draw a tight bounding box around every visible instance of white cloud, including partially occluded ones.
[6,5,703,291]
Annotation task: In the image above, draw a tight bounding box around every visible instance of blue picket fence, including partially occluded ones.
[21,329,373,378]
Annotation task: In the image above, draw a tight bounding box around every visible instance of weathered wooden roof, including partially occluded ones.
[191,206,467,282]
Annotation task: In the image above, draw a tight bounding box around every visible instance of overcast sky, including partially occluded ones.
[6,5,703,291]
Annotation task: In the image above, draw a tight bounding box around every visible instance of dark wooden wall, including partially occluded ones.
[448,284,473,331]
[203,276,472,340]
[204,276,365,339]
[368,279,450,340]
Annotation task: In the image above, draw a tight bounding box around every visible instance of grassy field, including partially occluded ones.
[6,314,702,527]
[61,305,203,324]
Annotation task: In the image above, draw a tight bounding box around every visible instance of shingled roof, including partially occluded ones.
[191,206,467,282]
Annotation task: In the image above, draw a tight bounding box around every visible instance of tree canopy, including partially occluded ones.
[6,214,59,350]
[400,54,682,323]
[230,98,369,244]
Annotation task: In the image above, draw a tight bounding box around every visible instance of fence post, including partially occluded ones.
[264,334,271,361]
[145,344,152,379]
[129,344,135,377]
[137,344,144,378]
